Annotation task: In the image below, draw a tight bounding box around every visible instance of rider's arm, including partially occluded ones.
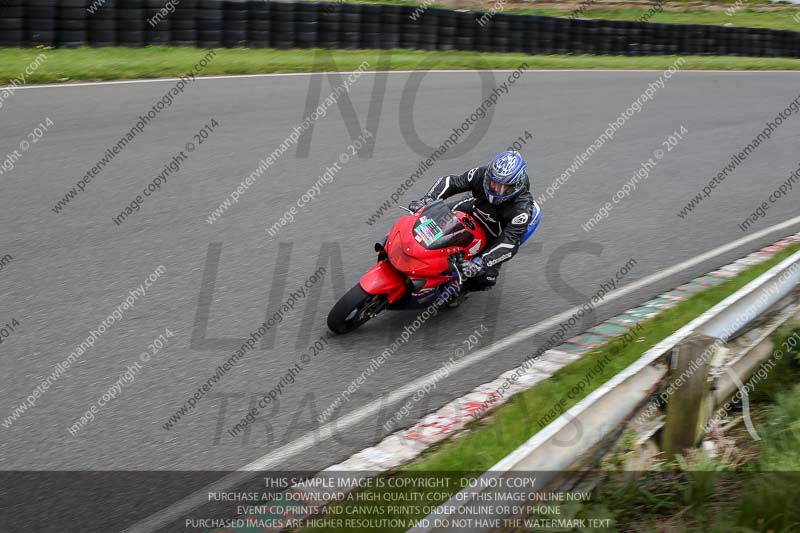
[426,166,485,200]
[481,199,540,268]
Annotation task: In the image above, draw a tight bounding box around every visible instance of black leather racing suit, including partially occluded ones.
[425,166,539,290]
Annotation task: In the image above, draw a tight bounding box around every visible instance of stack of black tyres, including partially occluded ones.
[59,0,89,47]
[295,1,318,49]
[541,16,558,54]
[594,20,612,55]
[436,8,455,51]
[475,13,493,53]
[568,18,581,54]
[680,24,699,55]
[490,13,512,53]
[782,29,800,58]
[414,8,437,51]
[0,0,25,47]
[144,0,170,45]
[27,0,58,47]
[521,14,538,55]
[747,30,764,56]
[5,0,800,57]
[606,20,625,55]
[197,0,223,48]
[118,0,145,47]
[638,21,654,55]
[553,17,572,54]
[451,11,472,52]
[339,3,361,49]
[729,27,744,56]
[397,5,419,50]
[647,22,665,55]
[380,5,402,49]
[271,2,296,49]
[317,2,340,49]
[765,29,779,57]
[779,29,796,57]
[89,0,117,47]
[224,0,248,47]
[612,21,629,55]
[751,29,767,57]
[359,3,381,50]
[589,19,606,54]
[171,0,197,46]
[247,0,271,48]
[666,23,679,54]
[509,11,525,53]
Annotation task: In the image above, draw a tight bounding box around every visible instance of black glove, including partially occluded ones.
[460,257,484,278]
[409,195,434,213]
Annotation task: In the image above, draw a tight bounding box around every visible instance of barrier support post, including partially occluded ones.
[661,333,717,458]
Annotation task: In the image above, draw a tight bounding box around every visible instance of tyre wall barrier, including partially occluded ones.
[1,0,798,58]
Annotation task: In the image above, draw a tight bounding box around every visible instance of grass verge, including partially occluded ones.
[295,242,800,532]
[2,47,800,86]
[571,324,800,532]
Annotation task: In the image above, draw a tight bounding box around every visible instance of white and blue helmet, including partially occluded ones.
[483,150,527,205]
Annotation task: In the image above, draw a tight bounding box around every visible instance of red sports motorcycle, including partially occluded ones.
[327,200,487,334]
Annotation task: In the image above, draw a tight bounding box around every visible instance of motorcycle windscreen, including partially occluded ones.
[412,202,473,250]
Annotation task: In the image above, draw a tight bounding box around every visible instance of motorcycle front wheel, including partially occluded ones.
[327,284,388,334]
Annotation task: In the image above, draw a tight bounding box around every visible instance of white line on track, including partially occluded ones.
[5,69,800,91]
[123,214,800,533]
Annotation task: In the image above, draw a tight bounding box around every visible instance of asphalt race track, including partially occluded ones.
[1,69,799,490]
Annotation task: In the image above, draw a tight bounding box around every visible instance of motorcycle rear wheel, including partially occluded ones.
[327,284,388,334]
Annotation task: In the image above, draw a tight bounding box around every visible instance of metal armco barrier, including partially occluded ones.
[411,249,800,533]
[1,0,800,57]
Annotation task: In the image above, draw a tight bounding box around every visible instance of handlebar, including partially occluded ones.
[449,252,465,285]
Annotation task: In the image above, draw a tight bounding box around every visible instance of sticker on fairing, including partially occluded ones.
[415,218,444,245]
[469,239,482,256]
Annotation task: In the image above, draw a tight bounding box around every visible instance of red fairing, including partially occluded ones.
[359,260,408,303]
[359,204,487,302]
[454,211,486,260]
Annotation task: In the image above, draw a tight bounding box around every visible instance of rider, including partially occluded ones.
[409,151,541,293]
